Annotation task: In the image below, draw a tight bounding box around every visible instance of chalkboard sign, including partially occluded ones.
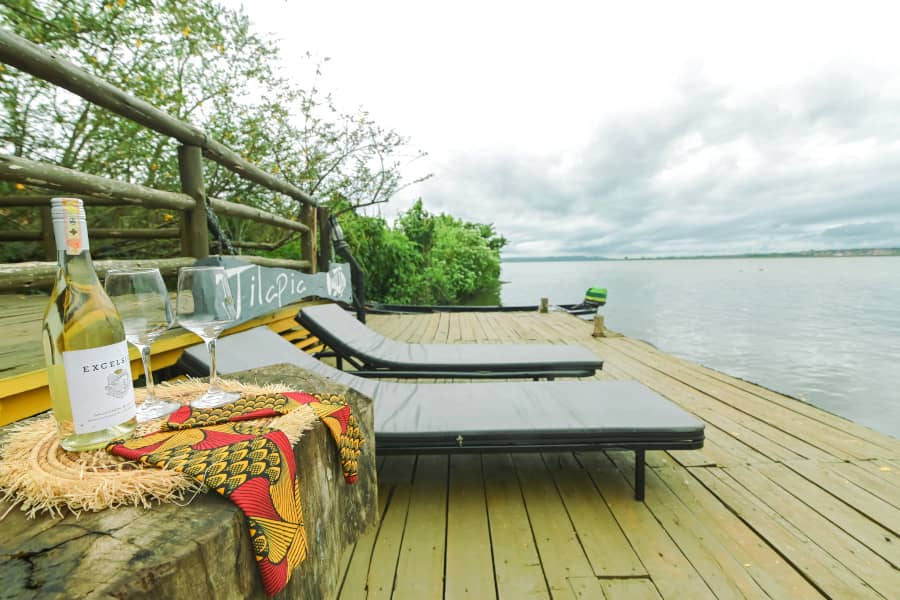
[195,257,353,325]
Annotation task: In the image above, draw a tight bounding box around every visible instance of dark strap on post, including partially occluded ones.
[205,205,236,255]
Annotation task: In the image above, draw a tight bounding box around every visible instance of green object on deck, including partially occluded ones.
[584,286,607,306]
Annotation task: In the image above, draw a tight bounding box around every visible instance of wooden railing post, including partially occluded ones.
[317,206,332,272]
[39,205,55,261]
[300,203,316,273]
[178,145,209,258]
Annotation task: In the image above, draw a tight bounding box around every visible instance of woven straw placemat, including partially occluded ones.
[0,379,317,519]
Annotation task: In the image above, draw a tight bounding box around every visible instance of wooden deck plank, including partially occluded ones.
[338,465,391,599]
[614,336,897,457]
[602,362,793,467]
[653,463,824,599]
[693,467,883,599]
[0,294,46,377]
[457,313,478,343]
[576,452,716,599]
[600,343,841,463]
[605,452,771,599]
[648,339,900,451]
[400,313,428,344]
[566,576,608,598]
[786,460,900,535]
[758,462,899,566]
[482,312,523,343]
[366,314,408,340]
[599,578,662,599]
[824,461,900,509]
[542,453,646,578]
[727,464,899,594]
[363,455,416,600]
[393,455,449,600]
[421,313,444,345]
[468,312,492,343]
[482,454,550,600]
[513,453,597,599]
[434,312,450,344]
[445,454,496,599]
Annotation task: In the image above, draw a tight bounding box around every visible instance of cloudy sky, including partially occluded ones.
[222,0,900,257]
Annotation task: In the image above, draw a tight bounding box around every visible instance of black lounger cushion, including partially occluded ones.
[177,328,704,453]
[297,303,604,374]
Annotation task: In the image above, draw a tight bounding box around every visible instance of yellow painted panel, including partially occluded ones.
[0,300,324,426]
[0,385,50,425]
[0,369,48,397]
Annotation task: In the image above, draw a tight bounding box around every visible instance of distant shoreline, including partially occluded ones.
[502,248,900,262]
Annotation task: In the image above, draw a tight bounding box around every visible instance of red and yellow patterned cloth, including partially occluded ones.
[107,390,364,596]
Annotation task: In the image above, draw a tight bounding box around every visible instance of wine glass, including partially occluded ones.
[176,266,240,408]
[104,268,180,422]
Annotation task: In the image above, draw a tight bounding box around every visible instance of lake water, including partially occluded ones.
[499,257,900,439]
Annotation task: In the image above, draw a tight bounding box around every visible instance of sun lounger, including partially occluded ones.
[177,327,704,500]
[296,303,604,379]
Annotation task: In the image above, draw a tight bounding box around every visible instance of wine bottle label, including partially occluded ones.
[52,197,89,255]
[62,341,136,434]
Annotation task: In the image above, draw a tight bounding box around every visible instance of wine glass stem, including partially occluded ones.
[138,343,157,400]
[206,337,221,393]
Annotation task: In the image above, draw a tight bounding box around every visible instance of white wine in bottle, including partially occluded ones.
[41,197,136,451]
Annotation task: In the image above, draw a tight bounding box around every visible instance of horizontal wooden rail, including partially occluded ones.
[209,197,309,233]
[91,228,181,239]
[0,255,310,291]
[0,194,125,207]
[1,194,306,235]
[0,28,318,208]
[0,231,40,241]
[240,255,311,270]
[230,239,290,251]
[0,154,195,210]
[0,228,180,241]
[0,257,196,291]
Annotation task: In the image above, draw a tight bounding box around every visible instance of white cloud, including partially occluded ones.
[220,0,900,256]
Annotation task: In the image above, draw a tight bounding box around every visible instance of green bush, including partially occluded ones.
[334,199,506,305]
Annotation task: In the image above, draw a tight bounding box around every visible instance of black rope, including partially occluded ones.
[205,205,236,255]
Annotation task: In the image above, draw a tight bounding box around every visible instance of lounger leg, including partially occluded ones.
[634,450,646,501]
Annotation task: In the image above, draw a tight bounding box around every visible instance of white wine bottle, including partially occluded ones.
[41,197,136,451]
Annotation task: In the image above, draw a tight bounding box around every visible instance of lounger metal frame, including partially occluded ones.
[377,440,704,501]
[178,327,705,502]
[297,305,603,380]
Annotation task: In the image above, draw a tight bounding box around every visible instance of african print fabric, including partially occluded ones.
[107,390,365,596]
[282,391,364,484]
[108,421,304,596]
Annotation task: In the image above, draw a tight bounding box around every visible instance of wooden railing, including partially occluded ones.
[0,27,333,291]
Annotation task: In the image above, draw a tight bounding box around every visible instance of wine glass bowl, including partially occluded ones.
[176,266,240,408]
[104,268,179,422]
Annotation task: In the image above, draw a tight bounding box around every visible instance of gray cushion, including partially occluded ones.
[179,328,704,452]
[297,303,604,374]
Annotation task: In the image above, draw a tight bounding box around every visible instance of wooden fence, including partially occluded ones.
[0,27,333,291]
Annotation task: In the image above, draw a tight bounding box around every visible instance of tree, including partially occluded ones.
[0,0,429,260]
[318,199,506,304]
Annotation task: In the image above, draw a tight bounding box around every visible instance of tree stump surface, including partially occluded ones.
[0,364,377,600]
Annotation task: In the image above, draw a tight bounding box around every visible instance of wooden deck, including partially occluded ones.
[336,310,900,599]
[2,298,898,598]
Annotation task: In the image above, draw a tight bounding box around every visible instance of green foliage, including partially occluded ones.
[0,0,428,260]
[0,2,506,304]
[335,199,506,304]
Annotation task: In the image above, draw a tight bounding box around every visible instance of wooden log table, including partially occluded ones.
[0,364,377,599]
